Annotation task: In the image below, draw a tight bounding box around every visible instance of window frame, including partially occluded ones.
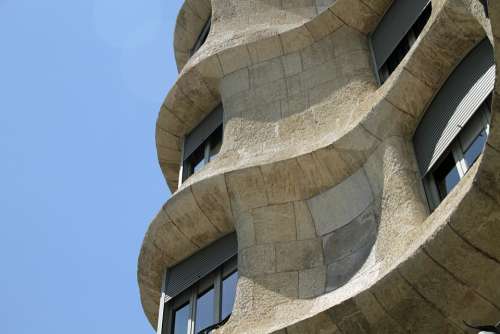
[375,3,431,84]
[422,98,491,209]
[162,256,237,334]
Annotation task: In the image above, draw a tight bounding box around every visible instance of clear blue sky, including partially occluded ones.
[0,0,183,332]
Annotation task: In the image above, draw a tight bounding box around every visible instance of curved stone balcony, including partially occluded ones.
[139,0,500,332]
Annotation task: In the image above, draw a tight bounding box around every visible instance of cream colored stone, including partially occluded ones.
[252,203,296,244]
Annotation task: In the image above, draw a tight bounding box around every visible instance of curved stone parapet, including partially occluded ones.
[140,0,500,332]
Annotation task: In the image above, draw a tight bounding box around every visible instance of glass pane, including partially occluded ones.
[172,303,190,334]
[221,271,238,320]
[433,153,460,200]
[463,130,487,169]
[195,287,215,334]
[193,157,205,174]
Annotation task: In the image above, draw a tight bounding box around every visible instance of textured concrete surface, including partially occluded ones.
[139,0,500,332]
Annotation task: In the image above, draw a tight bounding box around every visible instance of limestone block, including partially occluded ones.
[280,25,315,54]
[294,153,336,195]
[326,242,372,291]
[219,67,250,99]
[218,45,252,75]
[251,78,287,107]
[305,9,343,42]
[282,52,302,77]
[226,167,268,217]
[164,187,221,248]
[301,36,335,70]
[322,205,377,265]
[156,127,180,151]
[449,184,500,262]
[252,203,296,244]
[249,57,284,88]
[360,0,392,16]
[329,0,379,34]
[239,243,276,276]
[287,313,340,333]
[372,273,465,333]
[148,209,198,262]
[276,239,324,272]
[298,266,326,298]
[247,35,283,65]
[361,98,416,140]
[399,250,499,328]
[260,159,312,204]
[164,83,206,127]
[330,26,368,58]
[424,224,500,308]
[476,148,500,204]
[294,200,317,240]
[157,107,187,136]
[384,68,435,120]
[308,168,373,236]
[236,212,256,250]
[253,271,299,302]
[354,291,406,333]
[405,5,484,89]
[191,174,234,233]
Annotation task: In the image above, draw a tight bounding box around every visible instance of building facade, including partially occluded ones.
[138,0,500,333]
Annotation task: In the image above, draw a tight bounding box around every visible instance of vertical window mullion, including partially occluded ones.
[204,141,211,165]
[214,269,222,324]
[452,143,467,177]
[188,289,197,334]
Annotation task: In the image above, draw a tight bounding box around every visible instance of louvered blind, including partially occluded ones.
[164,233,237,303]
[414,39,495,176]
[183,105,223,160]
[370,0,430,70]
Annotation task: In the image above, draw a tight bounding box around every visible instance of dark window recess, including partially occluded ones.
[433,153,461,200]
[163,255,238,334]
[378,4,431,83]
[190,17,211,56]
[183,125,222,181]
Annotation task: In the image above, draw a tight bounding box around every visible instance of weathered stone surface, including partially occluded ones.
[322,205,377,265]
[326,242,373,291]
[294,200,317,240]
[308,168,373,236]
[239,243,276,276]
[276,239,324,272]
[164,187,221,248]
[252,203,296,244]
[140,1,500,333]
[298,266,326,298]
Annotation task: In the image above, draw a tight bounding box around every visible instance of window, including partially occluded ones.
[159,233,238,334]
[181,106,223,183]
[190,17,211,56]
[370,0,432,84]
[377,3,431,83]
[163,257,238,334]
[413,39,494,210]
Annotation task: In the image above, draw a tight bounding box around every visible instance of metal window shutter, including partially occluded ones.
[371,0,430,70]
[414,39,495,176]
[183,105,223,160]
[164,233,237,303]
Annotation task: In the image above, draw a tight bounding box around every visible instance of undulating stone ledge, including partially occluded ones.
[139,0,500,331]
